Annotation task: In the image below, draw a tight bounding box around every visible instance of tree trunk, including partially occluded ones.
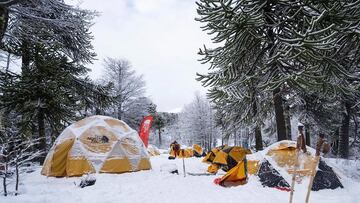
[234,131,237,146]
[351,115,358,147]
[2,155,7,196]
[273,88,287,141]
[15,158,19,196]
[264,2,287,142]
[252,98,263,150]
[209,130,213,152]
[242,128,249,149]
[2,176,6,196]
[284,105,292,140]
[21,40,31,74]
[332,128,339,155]
[158,128,162,147]
[0,6,9,46]
[338,102,350,158]
[95,107,101,115]
[37,108,46,163]
[255,125,263,151]
[305,124,310,146]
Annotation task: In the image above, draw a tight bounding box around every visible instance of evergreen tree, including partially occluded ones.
[195,0,360,156]
[2,0,97,64]
[1,50,86,151]
[0,0,99,157]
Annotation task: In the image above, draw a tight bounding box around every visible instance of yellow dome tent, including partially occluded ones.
[41,115,151,177]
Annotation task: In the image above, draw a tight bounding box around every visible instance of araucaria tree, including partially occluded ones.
[196,0,360,158]
[0,0,100,158]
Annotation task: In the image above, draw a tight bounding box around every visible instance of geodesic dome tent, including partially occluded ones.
[41,115,151,177]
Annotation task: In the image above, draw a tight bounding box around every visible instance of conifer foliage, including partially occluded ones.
[0,0,105,159]
[196,0,360,157]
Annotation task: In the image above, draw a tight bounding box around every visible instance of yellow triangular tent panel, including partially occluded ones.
[66,156,95,176]
[137,158,151,170]
[213,150,228,165]
[193,144,203,156]
[220,161,247,184]
[49,138,75,176]
[228,147,251,162]
[100,158,132,173]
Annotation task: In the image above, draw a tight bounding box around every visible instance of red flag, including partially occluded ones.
[138,115,153,147]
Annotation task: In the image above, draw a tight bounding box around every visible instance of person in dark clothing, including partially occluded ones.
[170,141,180,158]
[296,123,307,153]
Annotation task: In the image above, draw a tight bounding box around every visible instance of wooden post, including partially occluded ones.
[289,149,300,203]
[305,133,326,203]
[289,124,305,203]
[305,156,320,203]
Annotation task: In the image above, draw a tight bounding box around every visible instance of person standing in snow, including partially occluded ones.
[296,123,307,153]
[315,133,330,156]
[170,141,180,158]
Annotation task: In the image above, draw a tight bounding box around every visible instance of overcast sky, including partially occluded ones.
[71,0,213,112]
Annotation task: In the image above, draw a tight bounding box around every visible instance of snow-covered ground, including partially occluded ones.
[2,154,360,203]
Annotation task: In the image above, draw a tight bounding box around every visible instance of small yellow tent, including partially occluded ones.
[193,144,204,157]
[169,143,204,159]
[216,159,260,186]
[203,145,225,164]
[177,148,194,158]
[204,146,251,173]
[41,115,151,177]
